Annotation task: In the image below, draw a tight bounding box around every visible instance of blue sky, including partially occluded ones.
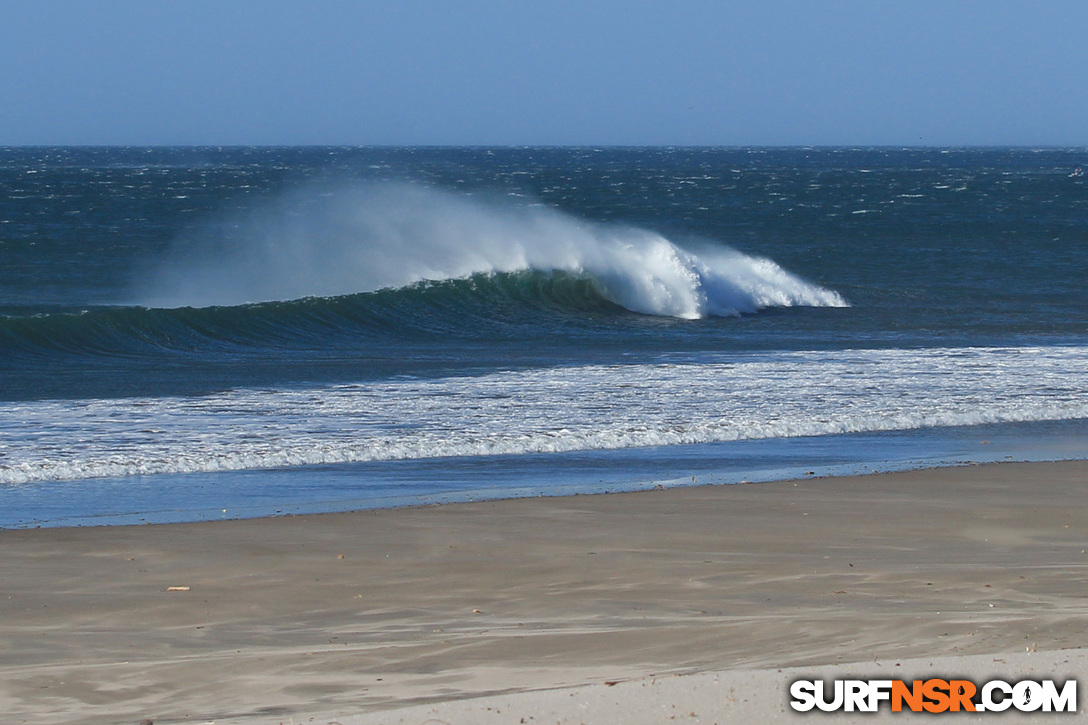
[2,0,1086,146]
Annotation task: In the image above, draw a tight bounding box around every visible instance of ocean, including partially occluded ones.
[2,146,1087,528]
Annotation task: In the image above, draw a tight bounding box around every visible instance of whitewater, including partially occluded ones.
[4,346,1088,486]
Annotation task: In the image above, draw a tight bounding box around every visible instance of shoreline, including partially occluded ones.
[9,416,1088,530]
[1,460,1087,723]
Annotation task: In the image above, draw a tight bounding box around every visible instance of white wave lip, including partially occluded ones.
[3,345,1088,485]
[140,182,847,318]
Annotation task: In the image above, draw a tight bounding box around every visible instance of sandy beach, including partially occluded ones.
[1,460,1086,724]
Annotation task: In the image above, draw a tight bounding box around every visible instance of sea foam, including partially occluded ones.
[3,346,1088,485]
[140,183,847,318]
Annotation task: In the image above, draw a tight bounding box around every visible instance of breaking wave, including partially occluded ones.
[137,182,847,319]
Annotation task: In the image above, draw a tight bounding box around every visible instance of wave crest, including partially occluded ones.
[138,183,847,318]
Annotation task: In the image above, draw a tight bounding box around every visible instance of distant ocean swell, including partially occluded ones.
[2,345,1086,485]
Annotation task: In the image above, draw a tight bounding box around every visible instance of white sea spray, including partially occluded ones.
[139,182,847,318]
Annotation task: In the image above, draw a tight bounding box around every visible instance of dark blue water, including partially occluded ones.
[2,147,1087,526]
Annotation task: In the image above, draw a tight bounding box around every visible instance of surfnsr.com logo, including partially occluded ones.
[789,678,1078,713]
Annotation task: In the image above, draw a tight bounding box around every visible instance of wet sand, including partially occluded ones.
[1,461,1086,724]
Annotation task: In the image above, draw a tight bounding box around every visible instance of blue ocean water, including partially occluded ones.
[2,147,1087,527]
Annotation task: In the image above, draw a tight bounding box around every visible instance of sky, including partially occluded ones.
[1,0,1086,147]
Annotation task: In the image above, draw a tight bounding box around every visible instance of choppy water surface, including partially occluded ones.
[2,147,1086,526]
